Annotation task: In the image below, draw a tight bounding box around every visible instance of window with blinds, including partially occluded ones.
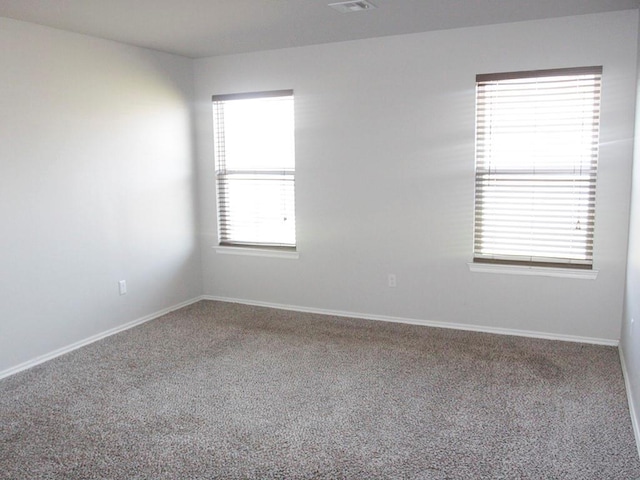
[473,67,602,269]
[212,90,296,249]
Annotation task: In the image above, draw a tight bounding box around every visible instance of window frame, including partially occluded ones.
[212,89,296,252]
[472,66,603,272]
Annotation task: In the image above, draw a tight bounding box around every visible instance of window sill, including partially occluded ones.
[467,262,598,279]
[214,246,299,259]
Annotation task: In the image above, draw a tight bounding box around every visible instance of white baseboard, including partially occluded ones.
[0,296,204,381]
[619,346,640,460]
[1,294,620,381]
[202,295,619,346]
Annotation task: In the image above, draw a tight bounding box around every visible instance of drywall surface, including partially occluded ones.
[621,10,640,454]
[0,18,200,373]
[195,10,638,342]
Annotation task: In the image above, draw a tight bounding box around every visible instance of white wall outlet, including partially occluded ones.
[388,274,397,288]
[119,280,127,295]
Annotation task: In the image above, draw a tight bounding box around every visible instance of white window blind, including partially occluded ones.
[473,67,602,269]
[212,90,296,249]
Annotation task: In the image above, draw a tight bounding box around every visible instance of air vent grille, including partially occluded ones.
[328,1,377,13]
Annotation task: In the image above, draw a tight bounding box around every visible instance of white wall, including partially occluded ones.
[621,9,640,454]
[1,9,636,377]
[0,18,201,373]
[195,10,638,342]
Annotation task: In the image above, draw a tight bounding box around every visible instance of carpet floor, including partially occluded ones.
[1,300,639,479]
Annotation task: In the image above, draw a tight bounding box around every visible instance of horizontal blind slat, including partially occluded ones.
[213,92,296,247]
[473,68,601,268]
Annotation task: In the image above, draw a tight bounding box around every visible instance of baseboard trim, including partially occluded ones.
[202,295,619,346]
[0,296,204,381]
[619,346,640,460]
[1,295,620,380]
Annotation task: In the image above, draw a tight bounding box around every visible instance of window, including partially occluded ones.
[212,90,296,249]
[473,67,602,269]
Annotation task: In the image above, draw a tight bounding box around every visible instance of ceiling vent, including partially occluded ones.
[328,1,377,13]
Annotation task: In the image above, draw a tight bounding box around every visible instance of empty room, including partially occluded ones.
[2,0,640,478]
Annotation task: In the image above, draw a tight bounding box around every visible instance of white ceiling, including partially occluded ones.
[1,0,638,58]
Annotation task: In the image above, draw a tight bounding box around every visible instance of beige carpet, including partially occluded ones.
[1,300,639,479]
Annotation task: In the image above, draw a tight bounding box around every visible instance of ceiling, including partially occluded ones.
[1,0,638,58]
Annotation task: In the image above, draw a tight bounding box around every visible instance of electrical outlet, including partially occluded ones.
[388,274,397,288]
[119,280,127,295]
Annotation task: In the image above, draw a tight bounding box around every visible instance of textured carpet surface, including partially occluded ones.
[1,300,639,479]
